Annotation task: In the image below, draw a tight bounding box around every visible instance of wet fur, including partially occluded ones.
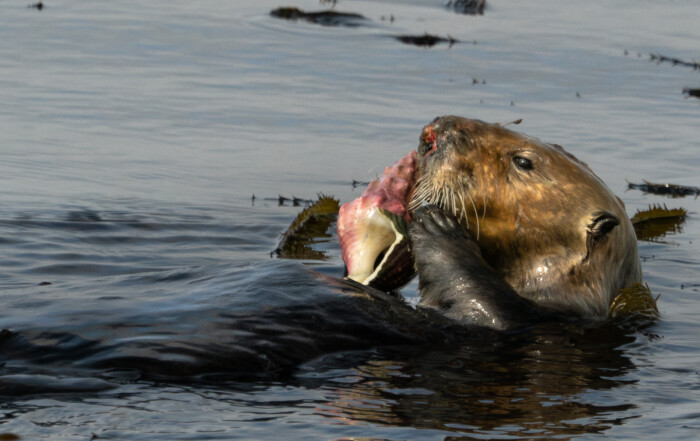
[410,206,558,330]
[409,116,641,320]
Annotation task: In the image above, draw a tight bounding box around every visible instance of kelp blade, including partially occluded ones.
[609,282,659,319]
[627,180,699,197]
[631,204,686,241]
[275,194,340,260]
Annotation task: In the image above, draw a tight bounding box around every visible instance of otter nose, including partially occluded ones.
[422,125,436,144]
[420,125,438,158]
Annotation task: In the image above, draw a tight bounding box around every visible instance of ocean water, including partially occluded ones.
[0,0,699,439]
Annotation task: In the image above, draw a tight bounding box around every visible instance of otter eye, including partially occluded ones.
[513,156,534,171]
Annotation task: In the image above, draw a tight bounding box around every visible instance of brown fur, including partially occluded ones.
[409,116,641,318]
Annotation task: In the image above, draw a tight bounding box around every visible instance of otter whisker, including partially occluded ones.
[454,181,463,219]
[457,191,468,226]
[411,173,482,239]
[450,185,459,218]
[442,188,448,210]
[464,189,480,240]
[462,192,470,226]
[409,174,435,212]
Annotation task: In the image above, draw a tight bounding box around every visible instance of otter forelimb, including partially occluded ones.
[410,205,558,330]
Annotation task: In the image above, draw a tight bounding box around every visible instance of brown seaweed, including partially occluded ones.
[277,195,313,206]
[395,33,458,48]
[253,195,313,206]
[274,194,340,260]
[683,88,700,99]
[649,53,700,71]
[609,283,659,320]
[631,204,687,242]
[446,0,485,15]
[631,204,687,224]
[627,180,699,197]
[352,180,370,188]
[270,7,368,27]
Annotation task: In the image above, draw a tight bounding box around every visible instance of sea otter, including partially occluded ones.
[338,116,642,329]
[0,117,647,381]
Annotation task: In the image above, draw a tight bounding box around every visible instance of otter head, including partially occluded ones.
[409,116,642,318]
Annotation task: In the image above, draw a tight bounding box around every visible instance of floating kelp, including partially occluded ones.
[276,195,313,206]
[649,53,700,71]
[446,0,485,15]
[609,282,659,319]
[395,33,458,48]
[631,204,687,242]
[252,195,313,206]
[270,7,368,27]
[274,194,340,260]
[683,88,700,99]
[627,180,700,197]
[631,204,687,224]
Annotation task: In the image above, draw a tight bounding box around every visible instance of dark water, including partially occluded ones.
[1,0,699,439]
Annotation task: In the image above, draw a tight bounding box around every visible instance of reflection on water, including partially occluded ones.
[308,322,645,439]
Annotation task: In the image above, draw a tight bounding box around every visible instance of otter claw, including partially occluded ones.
[412,205,470,240]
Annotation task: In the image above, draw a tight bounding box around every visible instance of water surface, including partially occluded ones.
[0,0,699,439]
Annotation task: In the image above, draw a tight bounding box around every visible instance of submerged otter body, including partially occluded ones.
[407,116,642,323]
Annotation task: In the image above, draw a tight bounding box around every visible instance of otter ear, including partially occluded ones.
[585,211,620,259]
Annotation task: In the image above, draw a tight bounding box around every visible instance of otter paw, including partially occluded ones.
[410,205,481,269]
[410,205,471,242]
